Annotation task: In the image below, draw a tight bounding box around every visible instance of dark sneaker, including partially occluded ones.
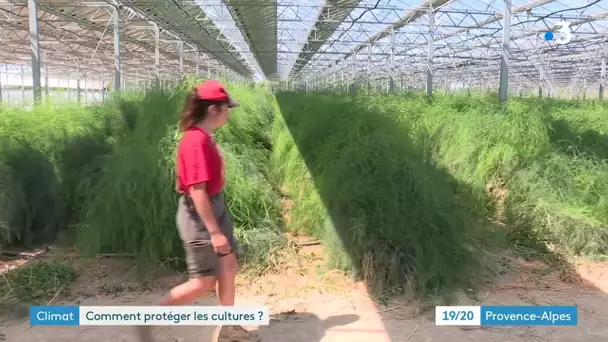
[134,326,154,342]
[213,326,260,342]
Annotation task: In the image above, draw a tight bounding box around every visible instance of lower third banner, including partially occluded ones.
[30,306,270,326]
[436,305,577,326]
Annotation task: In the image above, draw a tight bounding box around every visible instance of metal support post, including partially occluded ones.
[583,79,587,100]
[179,41,184,78]
[4,65,8,105]
[76,59,81,103]
[352,51,358,94]
[113,0,121,92]
[426,8,434,97]
[538,54,544,98]
[155,24,160,83]
[196,50,200,77]
[367,43,372,94]
[28,0,42,103]
[101,72,105,101]
[499,0,511,102]
[21,66,25,104]
[44,52,49,98]
[600,44,607,100]
[390,27,395,92]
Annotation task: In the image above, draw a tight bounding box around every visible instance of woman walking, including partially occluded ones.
[137,80,257,342]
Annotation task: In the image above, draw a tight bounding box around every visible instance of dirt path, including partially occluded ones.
[1,246,608,342]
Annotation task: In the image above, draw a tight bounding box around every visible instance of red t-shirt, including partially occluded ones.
[176,126,224,196]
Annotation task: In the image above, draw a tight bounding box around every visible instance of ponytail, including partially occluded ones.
[178,88,201,132]
[178,88,231,132]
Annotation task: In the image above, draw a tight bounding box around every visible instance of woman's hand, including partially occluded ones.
[210,231,230,254]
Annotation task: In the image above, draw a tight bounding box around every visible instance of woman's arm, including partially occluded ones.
[189,182,222,235]
[188,183,229,254]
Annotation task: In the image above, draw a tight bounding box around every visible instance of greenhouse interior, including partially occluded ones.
[1,0,607,105]
[0,0,607,341]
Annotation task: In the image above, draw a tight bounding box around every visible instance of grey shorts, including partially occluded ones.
[176,193,238,278]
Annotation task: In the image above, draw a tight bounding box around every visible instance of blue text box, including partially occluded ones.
[30,306,80,326]
[481,306,577,326]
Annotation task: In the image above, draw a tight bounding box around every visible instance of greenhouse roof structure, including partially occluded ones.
[1,0,608,100]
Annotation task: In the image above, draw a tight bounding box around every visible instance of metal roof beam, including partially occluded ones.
[327,0,452,69]
[434,11,608,55]
[123,0,253,76]
[1,1,222,81]
[224,0,277,78]
[0,25,180,77]
[432,0,556,44]
[288,0,360,77]
[15,1,168,61]
[0,42,203,69]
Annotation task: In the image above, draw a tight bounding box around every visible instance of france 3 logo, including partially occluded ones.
[543,21,573,44]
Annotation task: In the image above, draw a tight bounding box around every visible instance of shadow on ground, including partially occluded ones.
[56,131,114,226]
[0,141,64,248]
[548,118,608,161]
[255,313,360,342]
[274,92,498,298]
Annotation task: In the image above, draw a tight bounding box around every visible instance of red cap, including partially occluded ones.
[196,80,239,108]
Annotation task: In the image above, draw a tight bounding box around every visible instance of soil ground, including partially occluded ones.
[1,241,607,342]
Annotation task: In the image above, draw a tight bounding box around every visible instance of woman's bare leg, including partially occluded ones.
[136,277,217,342]
[216,253,238,305]
[213,253,258,342]
[160,277,217,305]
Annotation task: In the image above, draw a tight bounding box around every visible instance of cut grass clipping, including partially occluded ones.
[0,260,77,302]
[0,78,605,301]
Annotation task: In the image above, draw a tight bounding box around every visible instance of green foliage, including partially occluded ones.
[0,101,127,249]
[271,91,607,298]
[0,260,78,302]
[0,82,285,272]
[1,80,605,302]
[271,92,494,297]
